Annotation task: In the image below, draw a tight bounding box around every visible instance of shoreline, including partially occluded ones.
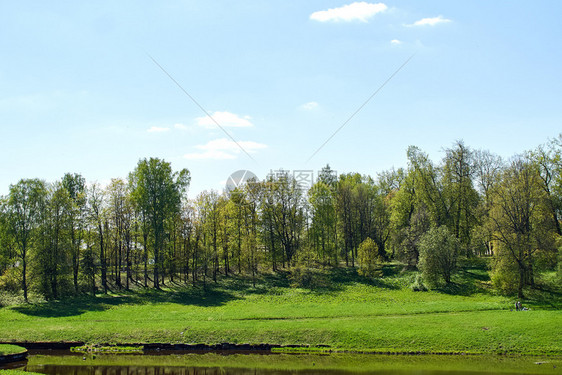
[1,342,560,356]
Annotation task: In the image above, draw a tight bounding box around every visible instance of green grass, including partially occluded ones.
[0,266,560,355]
[0,345,25,356]
[0,371,43,375]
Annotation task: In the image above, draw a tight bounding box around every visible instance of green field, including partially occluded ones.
[0,266,560,355]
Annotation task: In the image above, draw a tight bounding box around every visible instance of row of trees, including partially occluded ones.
[1,136,561,300]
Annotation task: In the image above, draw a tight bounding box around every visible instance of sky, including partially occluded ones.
[1,1,561,197]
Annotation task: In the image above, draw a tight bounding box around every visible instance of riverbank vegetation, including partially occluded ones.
[0,137,560,353]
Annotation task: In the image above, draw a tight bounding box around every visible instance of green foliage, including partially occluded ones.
[0,267,20,293]
[409,273,428,292]
[418,226,459,287]
[0,138,561,302]
[357,237,382,277]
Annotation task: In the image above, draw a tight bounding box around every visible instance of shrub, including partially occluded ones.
[0,267,21,293]
[410,273,428,292]
[490,249,519,295]
[357,237,383,278]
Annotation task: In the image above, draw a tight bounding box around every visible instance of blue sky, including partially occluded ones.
[1,1,561,196]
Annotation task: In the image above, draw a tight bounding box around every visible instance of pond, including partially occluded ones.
[2,351,561,374]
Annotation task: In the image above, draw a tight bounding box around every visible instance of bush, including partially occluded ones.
[0,267,21,293]
[410,273,428,291]
[418,226,459,287]
[357,237,383,278]
[490,251,519,295]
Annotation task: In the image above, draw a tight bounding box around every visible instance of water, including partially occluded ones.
[3,351,561,375]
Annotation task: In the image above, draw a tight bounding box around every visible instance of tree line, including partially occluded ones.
[1,136,561,300]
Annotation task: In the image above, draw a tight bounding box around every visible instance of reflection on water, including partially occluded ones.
[23,365,512,375]
[5,352,559,375]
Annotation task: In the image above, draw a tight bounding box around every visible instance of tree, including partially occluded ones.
[61,173,87,294]
[337,173,361,266]
[489,158,550,297]
[129,158,190,288]
[528,139,562,236]
[442,141,480,255]
[265,172,305,266]
[418,226,459,286]
[88,183,108,293]
[407,146,449,227]
[81,229,97,296]
[5,179,47,301]
[309,180,337,265]
[106,178,130,289]
[36,182,73,299]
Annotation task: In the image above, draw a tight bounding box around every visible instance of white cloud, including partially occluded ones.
[390,39,402,45]
[407,15,452,27]
[195,111,254,129]
[300,101,319,110]
[310,2,387,23]
[184,138,267,160]
[147,126,170,133]
[174,123,190,130]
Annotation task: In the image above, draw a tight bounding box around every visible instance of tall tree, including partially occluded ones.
[129,158,190,288]
[489,158,546,297]
[61,173,87,294]
[265,172,305,266]
[528,138,562,236]
[36,182,73,299]
[5,179,47,301]
[442,141,479,255]
[309,180,337,265]
[88,182,108,293]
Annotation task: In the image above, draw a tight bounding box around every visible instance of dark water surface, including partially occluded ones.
[4,351,561,375]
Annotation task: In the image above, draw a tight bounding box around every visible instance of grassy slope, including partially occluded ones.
[0,266,560,354]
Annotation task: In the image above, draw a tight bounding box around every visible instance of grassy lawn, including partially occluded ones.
[0,345,25,356]
[0,266,560,354]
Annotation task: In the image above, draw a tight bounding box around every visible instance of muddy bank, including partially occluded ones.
[0,351,27,364]
[1,341,297,352]
[0,342,84,350]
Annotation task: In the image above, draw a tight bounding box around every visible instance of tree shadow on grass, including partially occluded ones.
[433,269,492,297]
[325,266,401,290]
[12,295,134,318]
[522,284,562,310]
[12,286,239,318]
